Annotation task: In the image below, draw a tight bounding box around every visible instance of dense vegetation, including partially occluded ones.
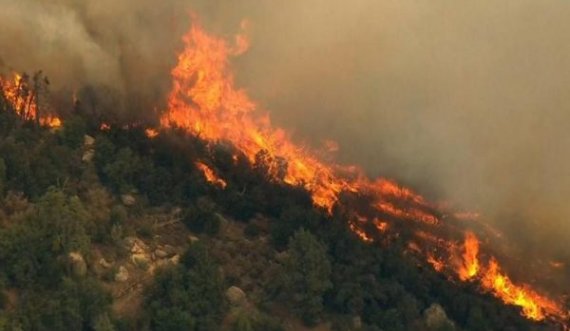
[0,97,560,330]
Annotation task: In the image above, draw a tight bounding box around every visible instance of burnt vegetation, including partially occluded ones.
[0,90,565,331]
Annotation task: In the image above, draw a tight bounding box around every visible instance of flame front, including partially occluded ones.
[458,231,480,281]
[195,161,227,189]
[448,232,567,321]
[161,20,568,325]
[161,21,353,213]
[0,73,61,128]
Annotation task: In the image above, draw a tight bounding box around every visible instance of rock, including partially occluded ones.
[352,316,362,330]
[171,207,183,216]
[424,303,455,330]
[131,240,147,254]
[124,236,137,247]
[82,149,95,162]
[99,258,113,269]
[188,235,200,243]
[68,252,87,277]
[169,254,180,264]
[121,194,136,206]
[115,266,129,282]
[226,286,247,306]
[215,213,229,225]
[132,254,150,270]
[154,249,169,259]
[163,244,176,255]
[84,135,95,147]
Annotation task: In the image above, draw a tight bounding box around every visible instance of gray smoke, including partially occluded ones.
[0,0,191,118]
[223,0,570,264]
[1,0,569,266]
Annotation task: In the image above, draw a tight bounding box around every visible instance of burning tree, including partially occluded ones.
[0,70,62,128]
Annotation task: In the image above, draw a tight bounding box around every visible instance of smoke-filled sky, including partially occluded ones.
[1,1,569,260]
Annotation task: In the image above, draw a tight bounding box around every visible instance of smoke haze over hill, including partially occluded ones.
[1,0,569,263]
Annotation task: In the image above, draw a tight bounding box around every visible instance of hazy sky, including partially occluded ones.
[1,0,569,260]
[205,1,570,259]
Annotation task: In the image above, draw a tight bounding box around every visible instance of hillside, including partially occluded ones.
[0,102,564,331]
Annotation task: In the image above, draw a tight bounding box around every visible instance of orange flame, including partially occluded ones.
[145,128,159,138]
[427,253,445,272]
[195,161,227,189]
[458,231,480,281]
[161,20,567,325]
[349,222,374,243]
[481,258,566,321]
[450,232,567,322]
[0,72,61,128]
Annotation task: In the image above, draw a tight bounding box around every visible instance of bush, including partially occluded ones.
[182,197,220,235]
[281,229,332,325]
[146,243,225,330]
[244,223,261,240]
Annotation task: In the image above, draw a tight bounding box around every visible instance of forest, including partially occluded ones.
[0,80,563,331]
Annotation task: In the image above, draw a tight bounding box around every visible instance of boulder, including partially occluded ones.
[99,258,113,269]
[123,236,137,247]
[163,244,176,255]
[226,286,247,306]
[84,135,95,147]
[121,194,136,206]
[82,149,95,162]
[188,235,200,243]
[169,254,180,264]
[68,252,87,277]
[424,303,455,330]
[154,248,169,259]
[132,253,150,270]
[130,239,148,254]
[115,266,129,282]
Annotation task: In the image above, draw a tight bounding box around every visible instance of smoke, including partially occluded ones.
[203,1,570,262]
[0,0,191,118]
[1,1,568,263]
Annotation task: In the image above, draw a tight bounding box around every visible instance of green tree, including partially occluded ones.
[146,243,225,331]
[59,115,87,149]
[92,313,116,331]
[102,147,141,193]
[282,229,332,325]
[466,306,489,331]
[184,243,225,330]
[0,188,90,287]
[0,157,6,196]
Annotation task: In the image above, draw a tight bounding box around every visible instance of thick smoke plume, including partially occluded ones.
[219,0,570,265]
[1,0,569,268]
[0,0,191,119]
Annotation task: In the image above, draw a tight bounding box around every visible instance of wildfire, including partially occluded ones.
[427,253,445,272]
[195,161,227,189]
[160,19,568,325]
[458,231,480,281]
[349,222,374,243]
[448,232,567,322]
[0,72,61,128]
[482,258,566,321]
[145,128,159,138]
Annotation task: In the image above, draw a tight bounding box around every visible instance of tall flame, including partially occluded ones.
[458,231,480,281]
[161,20,568,325]
[446,232,568,322]
[195,161,227,189]
[0,73,61,128]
